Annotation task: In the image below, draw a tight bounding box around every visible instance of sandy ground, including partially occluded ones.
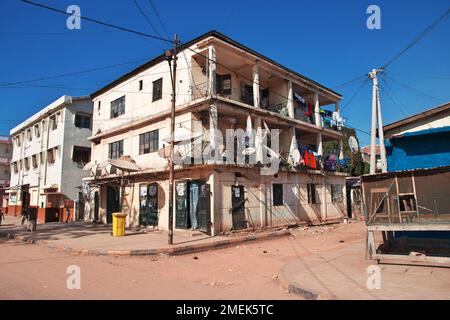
[0,222,366,300]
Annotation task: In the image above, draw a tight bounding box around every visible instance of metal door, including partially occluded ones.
[139,184,158,226]
[175,182,189,229]
[231,185,246,230]
[196,182,211,234]
[106,186,120,224]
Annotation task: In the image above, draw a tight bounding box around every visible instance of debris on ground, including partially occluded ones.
[193,256,199,260]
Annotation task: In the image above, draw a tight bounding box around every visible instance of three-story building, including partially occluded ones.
[84,31,348,235]
[7,95,93,223]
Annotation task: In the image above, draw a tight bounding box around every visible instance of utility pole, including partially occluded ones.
[166,34,178,245]
[368,68,387,174]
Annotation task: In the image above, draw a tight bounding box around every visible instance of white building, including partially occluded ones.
[84,31,348,234]
[7,95,93,223]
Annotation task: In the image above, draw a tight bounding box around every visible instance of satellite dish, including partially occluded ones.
[263,121,271,137]
[161,127,203,144]
[348,136,359,153]
[290,149,301,165]
[242,147,256,156]
[158,145,171,159]
[263,145,280,159]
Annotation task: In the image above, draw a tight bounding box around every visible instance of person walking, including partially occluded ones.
[0,208,4,225]
[65,207,71,223]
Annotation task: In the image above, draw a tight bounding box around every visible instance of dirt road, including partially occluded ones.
[0,222,367,299]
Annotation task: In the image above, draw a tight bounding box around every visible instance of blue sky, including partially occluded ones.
[0,0,449,145]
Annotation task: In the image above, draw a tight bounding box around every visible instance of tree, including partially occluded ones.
[323,127,368,176]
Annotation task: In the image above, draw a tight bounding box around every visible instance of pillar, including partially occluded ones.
[287,80,294,118]
[336,101,344,159]
[255,116,263,164]
[314,92,323,156]
[252,64,260,108]
[208,45,216,96]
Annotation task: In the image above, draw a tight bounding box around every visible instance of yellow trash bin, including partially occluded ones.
[112,212,127,237]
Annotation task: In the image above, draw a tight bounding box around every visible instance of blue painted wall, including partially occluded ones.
[385,126,450,172]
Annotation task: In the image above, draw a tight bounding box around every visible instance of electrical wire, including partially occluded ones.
[382,7,450,69]
[340,78,369,113]
[20,0,172,44]
[132,0,163,40]
[147,0,170,39]
[384,74,447,103]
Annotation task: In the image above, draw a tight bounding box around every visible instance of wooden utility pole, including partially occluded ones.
[167,34,178,245]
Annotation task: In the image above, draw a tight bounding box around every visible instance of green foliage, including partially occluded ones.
[322,127,368,176]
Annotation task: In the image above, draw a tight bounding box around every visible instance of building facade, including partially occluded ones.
[7,95,93,223]
[0,135,12,211]
[383,101,450,172]
[84,31,348,235]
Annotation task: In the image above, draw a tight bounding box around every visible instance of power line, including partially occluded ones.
[384,74,447,103]
[147,0,170,39]
[0,57,149,87]
[382,7,450,69]
[385,72,450,80]
[132,0,163,39]
[20,0,172,44]
[332,75,366,89]
[340,78,369,113]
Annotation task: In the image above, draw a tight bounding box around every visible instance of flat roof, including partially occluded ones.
[91,30,342,99]
[10,95,90,136]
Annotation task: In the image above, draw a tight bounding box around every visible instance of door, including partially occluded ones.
[175,182,189,229]
[140,183,159,226]
[106,186,120,224]
[94,192,99,221]
[78,192,85,221]
[231,186,246,230]
[191,182,211,233]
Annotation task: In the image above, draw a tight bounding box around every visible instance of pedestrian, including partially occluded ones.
[65,207,71,223]
[0,208,4,225]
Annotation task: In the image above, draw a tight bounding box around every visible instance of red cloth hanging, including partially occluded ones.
[305,103,314,117]
[304,151,317,169]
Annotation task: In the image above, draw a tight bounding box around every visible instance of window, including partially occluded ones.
[139,130,159,154]
[216,74,232,96]
[75,114,91,129]
[307,183,318,204]
[152,78,163,102]
[15,135,21,147]
[47,148,55,164]
[73,146,91,164]
[139,80,143,91]
[240,81,254,105]
[40,151,44,164]
[24,157,30,171]
[50,115,58,130]
[26,129,32,141]
[34,124,40,138]
[98,100,101,112]
[13,162,18,173]
[273,184,284,206]
[32,154,38,168]
[108,140,123,159]
[110,96,125,118]
[331,185,343,203]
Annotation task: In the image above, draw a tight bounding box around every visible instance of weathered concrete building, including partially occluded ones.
[7,95,93,223]
[84,31,348,235]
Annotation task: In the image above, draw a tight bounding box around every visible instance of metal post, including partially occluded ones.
[167,34,178,245]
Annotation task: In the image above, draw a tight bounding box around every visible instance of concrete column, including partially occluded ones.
[321,177,327,221]
[209,104,218,162]
[287,80,294,118]
[316,133,323,156]
[255,116,263,164]
[289,126,297,159]
[252,64,260,108]
[208,45,216,96]
[259,175,267,228]
[336,101,344,159]
[314,93,323,156]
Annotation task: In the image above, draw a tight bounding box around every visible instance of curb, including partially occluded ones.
[3,229,291,257]
[277,262,334,300]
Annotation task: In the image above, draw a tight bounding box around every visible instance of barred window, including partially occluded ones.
[331,185,344,203]
[139,130,159,154]
[73,146,91,164]
[110,96,125,118]
[75,114,91,129]
[108,140,123,159]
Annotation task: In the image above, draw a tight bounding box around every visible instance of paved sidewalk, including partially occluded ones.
[0,215,290,256]
[278,241,450,300]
